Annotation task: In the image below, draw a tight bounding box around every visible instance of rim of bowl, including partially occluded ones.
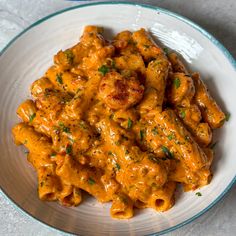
[0,1,235,235]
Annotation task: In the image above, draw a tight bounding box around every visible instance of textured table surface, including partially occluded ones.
[0,0,235,235]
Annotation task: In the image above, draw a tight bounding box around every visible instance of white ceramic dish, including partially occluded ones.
[0,2,235,235]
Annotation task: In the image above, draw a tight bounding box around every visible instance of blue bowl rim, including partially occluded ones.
[0,1,235,235]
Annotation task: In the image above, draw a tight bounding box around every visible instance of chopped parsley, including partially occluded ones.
[51,153,56,157]
[143,44,150,48]
[98,65,110,76]
[79,121,87,129]
[179,110,186,119]
[225,113,230,121]
[108,151,114,156]
[109,113,114,120]
[115,163,121,171]
[125,150,129,155]
[173,77,180,89]
[63,126,70,133]
[195,192,202,197]
[111,60,116,69]
[140,130,145,141]
[167,134,174,141]
[88,177,95,185]
[210,142,217,149]
[115,141,121,146]
[65,145,72,154]
[127,118,133,129]
[163,47,169,54]
[29,113,36,123]
[119,195,128,204]
[58,122,70,133]
[64,49,74,65]
[56,73,63,84]
[161,146,174,159]
[152,127,158,135]
[58,121,64,128]
[148,154,160,164]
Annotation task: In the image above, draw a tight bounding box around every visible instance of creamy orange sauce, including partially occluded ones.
[12,26,226,219]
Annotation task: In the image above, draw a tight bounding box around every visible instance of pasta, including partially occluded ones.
[12,26,226,219]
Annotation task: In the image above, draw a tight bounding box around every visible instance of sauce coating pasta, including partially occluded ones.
[12,26,226,219]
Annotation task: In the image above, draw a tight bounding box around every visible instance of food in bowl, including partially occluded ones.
[12,25,226,219]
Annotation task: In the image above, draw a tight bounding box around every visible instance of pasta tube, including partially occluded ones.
[148,181,176,212]
[37,166,61,201]
[12,123,52,155]
[146,56,170,110]
[167,72,195,107]
[56,155,110,203]
[192,73,225,128]
[167,52,188,73]
[57,184,82,207]
[132,28,164,62]
[153,109,208,171]
[110,193,133,219]
[17,99,37,123]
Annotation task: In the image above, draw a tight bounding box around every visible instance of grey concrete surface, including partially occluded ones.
[0,0,235,235]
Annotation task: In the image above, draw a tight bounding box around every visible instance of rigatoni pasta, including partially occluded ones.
[12,26,226,219]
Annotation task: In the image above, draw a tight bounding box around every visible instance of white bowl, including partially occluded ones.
[0,2,235,235]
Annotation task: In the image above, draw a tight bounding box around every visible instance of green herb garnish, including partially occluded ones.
[64,49,74,65]
[161,146,174,159]
[173,77,180,88]
[63,126,70,133]
[65,145,72,154]
[56,73,63,84]
[29,113,36,123]
[143,44,150,48]
[152,127,158,135]
[210,142,217,149]
[140,130,145,141]
[108,151,114,156]
[111,60,116,68]
[163,47,169,54]
[88,177,95,185]
[79,121,87,129]
[148,154,160,164]
[109,113,114,120]
[58,121,64,127]
[167,134,174,140]
[196,192,202,197]
[127,118,133,129]
[180,110,186,119]
[98,65,110,76]
[115,163,121,171]
[225,113,230,121]
[115,141,121,146]
[58,122,70,133]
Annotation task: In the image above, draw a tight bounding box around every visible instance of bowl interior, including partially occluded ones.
[0,3,236,236]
